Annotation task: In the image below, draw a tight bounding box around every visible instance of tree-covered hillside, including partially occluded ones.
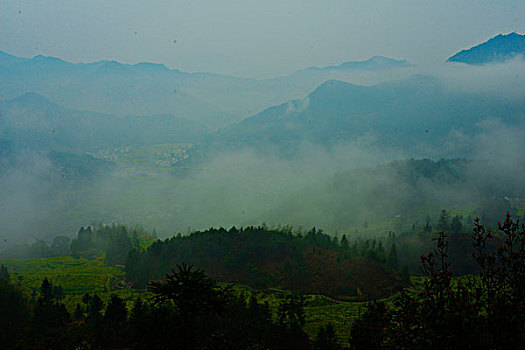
[126,226,408,299]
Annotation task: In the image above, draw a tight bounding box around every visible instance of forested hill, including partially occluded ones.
[126,226,408,299]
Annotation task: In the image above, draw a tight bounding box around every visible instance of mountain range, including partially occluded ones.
[0,50,413,129]
[1,34,524,244]
[304,56,412,71]
[447,32,525,64]
[1,33,524,160]
[202,75,524,158]
[0,92,209,153]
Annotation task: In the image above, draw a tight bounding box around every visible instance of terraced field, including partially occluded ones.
[0,256,144,312]
[1,256,372,347]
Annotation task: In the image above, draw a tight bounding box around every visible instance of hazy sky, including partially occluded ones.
[1,0,524,78]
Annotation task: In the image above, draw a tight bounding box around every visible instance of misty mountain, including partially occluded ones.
[0,92,210,153]
[0,138,16,170]
[0,52,236,129]
[0,147,113,182]
[0,50,29,66]
[246,157,524,234]
[0,50,414,129]
[47,151,113,179]
[204,75,524,157]
[304,56,412,71]
[447,32,525,65]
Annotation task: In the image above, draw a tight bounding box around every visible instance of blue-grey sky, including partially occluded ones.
[1,0,523,78]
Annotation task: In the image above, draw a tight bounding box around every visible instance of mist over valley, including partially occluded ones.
[1,2,525,347]
[1,34,524,245]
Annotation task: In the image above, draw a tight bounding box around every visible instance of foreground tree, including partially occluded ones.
[147,263,232,348]
[349,300,390,349]
[351,213,525,349]
[31,278,70,347]
[0,277,29,349]
[314,323,341,350]
[104,294,128,347]
[148,263,231,321]
[277,293,310,348]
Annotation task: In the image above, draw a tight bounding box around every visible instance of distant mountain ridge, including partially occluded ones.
[447,32,525,64]
[0,49,414,129]
[0,92,210,153]
[201,75,525,158]
[0,49,410,75]
[305,56,412,71]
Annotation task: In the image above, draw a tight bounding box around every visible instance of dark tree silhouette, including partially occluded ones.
[387,243,399,270]
[104,294,128,347]
[450,215,463,233]
[349,300,390,350]
[73,303,83,321]
[437,209,450,231]
[0,264,9,280]
[0,277,29,349]
[314,323,341,350]
[148,263,231,321]
[351,213,525,349]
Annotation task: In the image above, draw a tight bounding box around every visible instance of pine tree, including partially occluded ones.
[340,234,350,258]
[450,215,462,233]
[278,293,306,333]
[32,278,71,347]
[0,264,9,280]
[73,303,83,321]
[377,241,386,263]
[148,263,230,321]
[387,243,399,270]
[104,294,127,328]
[129,297,146,324]
[424,214,433,233]
[129,297,149,348]
[40,277,53,302]
[314,323,341,350]
[0,277,29,349]
[86,293,104,327]
[437,210,450,231]
[104,294,128,346]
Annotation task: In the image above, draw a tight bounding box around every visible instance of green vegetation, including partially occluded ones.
[126,226,407,299]
[0,256,122,293]
[0,256,141,313]
[1,211,522,348]
[1,256,371,347]
[1,262,350,349]
[350,214,525,349]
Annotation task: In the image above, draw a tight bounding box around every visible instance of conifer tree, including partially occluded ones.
[0,264,9,280]
[314,323,341,350]
[437,209,450,231]
[73,303,83,321]
[387,243,399,270]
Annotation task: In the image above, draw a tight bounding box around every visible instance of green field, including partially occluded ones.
[0,256,373,347]
[0,256,144,314]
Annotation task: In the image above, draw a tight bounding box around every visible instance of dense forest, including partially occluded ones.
[126,226,407,298]
[1,214,523,349]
